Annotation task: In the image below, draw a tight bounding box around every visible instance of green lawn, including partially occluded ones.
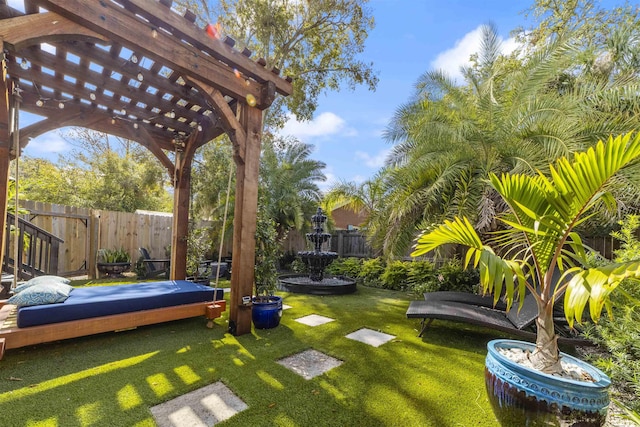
[0,282,504,426]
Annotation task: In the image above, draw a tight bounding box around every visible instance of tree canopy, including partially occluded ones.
[259,136,326,239]
[177,0,378,127]
[18,130,173,212]
[359,13,640,258]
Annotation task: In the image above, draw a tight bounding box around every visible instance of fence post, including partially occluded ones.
[337,231,344,257]
[88,211,100,279]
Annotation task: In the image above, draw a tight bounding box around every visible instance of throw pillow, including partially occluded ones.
[7,282,74,307]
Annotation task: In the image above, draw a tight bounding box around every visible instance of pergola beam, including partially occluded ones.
[114,0,292,96]
[37,0,280,105]
[0,11,107,50]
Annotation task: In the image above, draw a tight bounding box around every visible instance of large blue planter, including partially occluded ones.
[485,339,611,426]
[252,296,283,329]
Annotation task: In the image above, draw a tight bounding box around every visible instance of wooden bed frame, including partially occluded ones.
[0,299,226,360]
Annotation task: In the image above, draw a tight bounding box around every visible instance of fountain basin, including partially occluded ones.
[279,274,357,295]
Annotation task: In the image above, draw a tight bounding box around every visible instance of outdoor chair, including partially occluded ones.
[138,248,170,279]
[423,291,508,311]
[407,290,591,346]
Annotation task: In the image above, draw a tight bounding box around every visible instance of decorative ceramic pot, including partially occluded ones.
[252,296,283,329]
[97,262,131,277]
[485,339,611,426]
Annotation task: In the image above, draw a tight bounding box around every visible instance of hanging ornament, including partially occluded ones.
[206,22,222,40]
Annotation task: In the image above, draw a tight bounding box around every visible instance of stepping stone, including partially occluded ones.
[282,304,292,310]
[345,328,395,347]
[278,349,343,380]
[294,314,334,327]
[150,381,247,427]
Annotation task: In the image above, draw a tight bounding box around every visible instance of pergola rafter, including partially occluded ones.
[0,0,292,335]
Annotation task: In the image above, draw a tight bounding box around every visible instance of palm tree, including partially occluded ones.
[412,133,640,373]
[323,170,388,229]
[377,25,640,258]
[259,136,326,239]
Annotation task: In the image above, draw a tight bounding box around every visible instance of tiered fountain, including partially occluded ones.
[280,207,357,295]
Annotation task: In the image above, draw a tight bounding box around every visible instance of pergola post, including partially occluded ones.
[0,45,11,273]
[170,135,198,281]
[229,104,263,335]
[170,159,190,280]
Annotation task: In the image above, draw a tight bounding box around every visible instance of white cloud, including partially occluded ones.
[431,26,519,83]
[318,168,337,193]
[281,112,356,140]
[355,148,391,169]
[26,132,71,155]
[351,174,366,184]
[319,170,368,193]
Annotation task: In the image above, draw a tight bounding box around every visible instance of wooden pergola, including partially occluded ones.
[0,0,292,335]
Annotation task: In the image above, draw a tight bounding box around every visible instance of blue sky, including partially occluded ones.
[280,0,527,190]
[12,1,617,191]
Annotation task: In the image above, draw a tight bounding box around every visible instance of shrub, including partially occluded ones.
[380,260,409,290]
[290,258,308,273]
[582,215,640,412]
[358,257,385,287]
[407,258,479,297]
[406,260,436,296]
[279,250,298,270]
[325,257,362,278]
[436,258,479,293]
[100,248,131,263]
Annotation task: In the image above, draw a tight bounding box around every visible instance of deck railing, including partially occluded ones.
[3,213,64,280]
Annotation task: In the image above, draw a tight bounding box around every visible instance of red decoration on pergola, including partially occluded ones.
[0,0,293,336]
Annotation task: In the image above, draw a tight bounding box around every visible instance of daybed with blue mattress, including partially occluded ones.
[0,280,226,360]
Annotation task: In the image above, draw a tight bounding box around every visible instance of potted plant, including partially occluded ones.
[411,133,640,426]
[97,248,131,277]
[251,212,282,329]
[186,226,212,286]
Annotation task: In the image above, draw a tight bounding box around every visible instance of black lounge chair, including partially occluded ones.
[407,291,591,345]
[138,248,170,279]
[423,291,508,311]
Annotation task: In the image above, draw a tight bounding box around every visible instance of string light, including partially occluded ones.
[20,58,28,70]
[169,110,176,119]
[111,117,116,124]
[89,93,96,101]
[130,54,138,64]
[36,99,44,107]
[137,72,144,81]
[151,28,158,39]
[58,102,65,109]
[133,122,139,129]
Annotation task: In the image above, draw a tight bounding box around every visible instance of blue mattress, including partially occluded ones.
[17,280,224,328]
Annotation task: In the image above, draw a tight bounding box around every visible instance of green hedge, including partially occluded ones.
[323,256,479,295]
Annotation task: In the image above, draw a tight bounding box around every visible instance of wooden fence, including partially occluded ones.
[283,229,376,258]
[7,200,623,279]
[284,230,620,260]
[16,201,175,278]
